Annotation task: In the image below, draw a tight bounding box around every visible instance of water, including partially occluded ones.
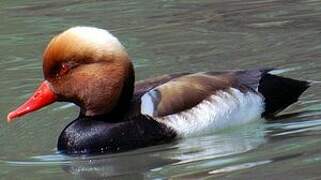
[1,0,321,179]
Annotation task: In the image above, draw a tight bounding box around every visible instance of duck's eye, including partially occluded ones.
[56,63,71,79]
[55,61,79,78]
[58,63,70,76]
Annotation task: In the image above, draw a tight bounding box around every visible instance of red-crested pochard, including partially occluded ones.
[7,26,310,154]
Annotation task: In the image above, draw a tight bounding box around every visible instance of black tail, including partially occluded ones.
[258,73,310,118]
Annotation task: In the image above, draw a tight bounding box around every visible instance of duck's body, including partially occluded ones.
[58,69,309,154]
[7,27,310,154]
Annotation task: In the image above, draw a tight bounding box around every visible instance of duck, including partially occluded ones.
[7,26,310,154]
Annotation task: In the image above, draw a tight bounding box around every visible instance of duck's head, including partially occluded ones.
[7,26,135,122]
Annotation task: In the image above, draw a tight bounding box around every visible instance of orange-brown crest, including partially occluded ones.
[40,27,134,116]
[43,26,129,79]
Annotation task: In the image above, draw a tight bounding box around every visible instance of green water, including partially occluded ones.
[1,0,321,179]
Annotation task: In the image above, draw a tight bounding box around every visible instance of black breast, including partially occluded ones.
[57,115,176,154]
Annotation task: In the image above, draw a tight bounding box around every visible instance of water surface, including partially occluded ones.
[1,0,321,179]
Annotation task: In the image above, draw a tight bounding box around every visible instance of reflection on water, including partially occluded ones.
[1,0,321,179]
[4,122,266,179]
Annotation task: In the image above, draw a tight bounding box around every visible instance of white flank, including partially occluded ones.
[157,88,264,137]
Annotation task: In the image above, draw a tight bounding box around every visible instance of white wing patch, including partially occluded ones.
[141,89,160,117]
[156,88,264,137]
[141,91,156,116]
